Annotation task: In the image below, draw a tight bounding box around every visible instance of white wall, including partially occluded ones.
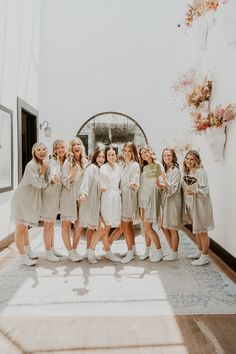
[0,0,41,241]
[38,0,198,148]
[6,0,233,257]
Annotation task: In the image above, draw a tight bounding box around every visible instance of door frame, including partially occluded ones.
[17,97,39,183]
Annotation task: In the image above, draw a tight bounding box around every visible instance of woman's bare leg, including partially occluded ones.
[44,221,54,251]
[109,227,122,245]
[102,226,111,252]
[15,224,27,255]
[199,232,209,255]
[73,220,83,249]
[190,232,210,266]
[162,228,172,249]
[143,222,161,249]
[86,228,93,248]
[62,220,72,250]
[170,230,179,252]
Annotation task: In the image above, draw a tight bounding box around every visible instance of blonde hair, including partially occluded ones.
[52,139,67,162]
[32,142,47,163]
[68,137,88,170]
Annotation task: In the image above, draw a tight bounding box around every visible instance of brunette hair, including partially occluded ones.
[91,147,105,166]
[104,145,118,163]
[183,149,202,174]
[123,142,139,164]
[139,145,156,172]
[161,148,179,172]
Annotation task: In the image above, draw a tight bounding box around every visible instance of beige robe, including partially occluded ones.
[60,160,84,222]
[11,159,48,226]
[40,158,64,221]
[182,168,214,234]
[120,161,140,222]
[79,164,102,230]
[160,166,182,230]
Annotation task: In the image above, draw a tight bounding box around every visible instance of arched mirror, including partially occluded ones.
[77,111,148,157]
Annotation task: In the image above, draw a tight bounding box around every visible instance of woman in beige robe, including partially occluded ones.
[40,140,67,262]
[11,142,48,266]
[182,150,214,266]
[60,137,87,262]
[159,148,182,261]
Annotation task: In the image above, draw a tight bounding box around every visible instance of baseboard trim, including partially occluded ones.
[183,225,236,272]
[0,233,15,252]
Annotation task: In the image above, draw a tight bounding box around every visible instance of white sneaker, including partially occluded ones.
[46,251,60,262]
[121,250,134,264]
[87,249,101,261]
[191,255,209,266]
[52,248,63,257]
[68,249,83,262]
[149,248,163,262]
[120,250,128,257]
[139,247,150,261]
[163,252,178,262]
[25,246,38,260]
[87,249,98,264]
[187,250,201,259]
[132,245,137,256]
[120,246,136,257]
[22,255,37,266]
[105,251,121,262]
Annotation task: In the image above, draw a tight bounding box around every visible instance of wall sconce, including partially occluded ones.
[39,121,51,137]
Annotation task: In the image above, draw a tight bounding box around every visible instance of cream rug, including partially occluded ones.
[0,227,235,317]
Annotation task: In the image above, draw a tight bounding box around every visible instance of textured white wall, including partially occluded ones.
[0,0,41,240]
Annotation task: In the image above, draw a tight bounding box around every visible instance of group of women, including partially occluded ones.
[11,137,214,267]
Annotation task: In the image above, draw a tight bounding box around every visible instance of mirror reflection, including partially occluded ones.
[77,112,148,157]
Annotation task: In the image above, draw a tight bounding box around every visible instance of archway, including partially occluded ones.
[77,111,148,157]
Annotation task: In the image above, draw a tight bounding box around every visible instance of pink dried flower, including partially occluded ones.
[184,0,224,27]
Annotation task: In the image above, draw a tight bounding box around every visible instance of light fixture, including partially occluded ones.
[39,120,51,137]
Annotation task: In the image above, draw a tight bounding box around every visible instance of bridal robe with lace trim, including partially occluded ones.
[138,162,163,224]
[182,168,214,234]
[11,159,48,226]
[120,161,140,223]
[160,166,182,230]
[79,164,102,230]
[100,163,121,228]
[40,158,64,222]
[60,160,84,222]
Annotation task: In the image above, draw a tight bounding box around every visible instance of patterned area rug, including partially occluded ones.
[0,228,235,316]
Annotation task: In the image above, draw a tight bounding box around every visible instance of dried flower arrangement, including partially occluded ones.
[186,78,212,108]
[192,104,236,132]
[185,0,226,27]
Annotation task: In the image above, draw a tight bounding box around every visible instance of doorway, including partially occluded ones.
[17,97,38,183]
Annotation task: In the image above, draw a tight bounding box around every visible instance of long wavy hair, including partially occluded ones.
[91,147,105,166]
[161,148,179,172]
[104,145,118,163]
[68,137,88,170]
[123,142,139,164]
[139,145,156,172]
[183,150,202,174]
[52,139,67,163]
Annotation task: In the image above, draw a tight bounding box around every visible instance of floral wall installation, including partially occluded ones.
[184,0,227,27]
